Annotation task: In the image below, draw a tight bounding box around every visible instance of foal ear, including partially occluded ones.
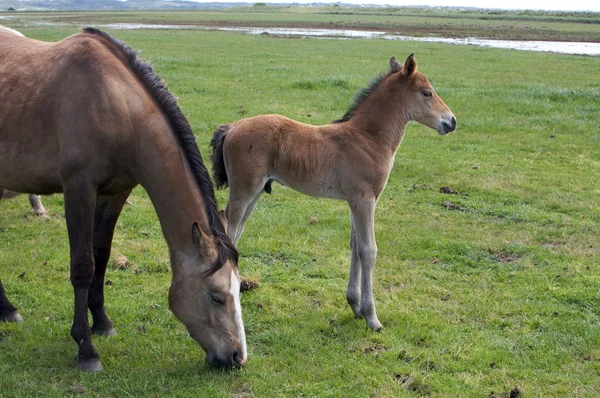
[218,210,228,230]
[390,56,402,73]
[192,222,215,257]
[403,54,417,76]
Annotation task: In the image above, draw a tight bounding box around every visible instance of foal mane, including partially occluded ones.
[332,71,391,124]
[82,27,238,272]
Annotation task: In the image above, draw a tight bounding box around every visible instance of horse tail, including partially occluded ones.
[210,124,232,190]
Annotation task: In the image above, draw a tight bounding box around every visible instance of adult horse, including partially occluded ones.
[0,27,246,371]
[211,55,456,331]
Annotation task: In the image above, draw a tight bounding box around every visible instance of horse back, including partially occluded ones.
[0,31,150,195]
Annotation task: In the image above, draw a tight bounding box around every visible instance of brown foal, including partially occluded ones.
[211,54,456,331]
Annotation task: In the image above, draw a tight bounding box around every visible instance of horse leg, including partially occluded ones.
[346,214,363,319]
[29,194,47,216]
[89,191,131,337]
[0,279,23,322]
[63,177,102,372]
[350,198,383,331]
[226,182,264,245]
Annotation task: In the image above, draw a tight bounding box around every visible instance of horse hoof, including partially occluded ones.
[0,311,23,322]
[76,358,103,372]
[91,326,117,337]
[367,320,383,332]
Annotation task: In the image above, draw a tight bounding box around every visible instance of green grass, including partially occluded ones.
[1,15,600,397]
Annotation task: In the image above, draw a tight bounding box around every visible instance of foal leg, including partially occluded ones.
[89,191,131,337]
[63,178,102,371]
[346,214,363,319]
[29,195,47,217]
[226,181,265,245]
[0,279,23,322]
[350,198,382,331]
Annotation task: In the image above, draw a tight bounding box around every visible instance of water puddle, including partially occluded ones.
[5,19,599,56]
[94,23,600,56]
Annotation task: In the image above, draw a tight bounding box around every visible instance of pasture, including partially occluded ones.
[1,15,600,397]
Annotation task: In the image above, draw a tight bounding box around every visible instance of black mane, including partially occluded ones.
[82,27,238,272]
[332,71,390,124]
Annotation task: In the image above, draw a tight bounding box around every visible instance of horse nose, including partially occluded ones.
[450,116,457,129]
[233,350,246,367]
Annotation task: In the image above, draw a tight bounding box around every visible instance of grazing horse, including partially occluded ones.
[0,189,47,216]
[0,27,246,371]
[211,54,456,331]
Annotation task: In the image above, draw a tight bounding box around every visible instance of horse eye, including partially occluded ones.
[422,91,432,98]
[210,294,225,305]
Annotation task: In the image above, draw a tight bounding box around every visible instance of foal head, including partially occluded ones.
[168,222,246,369]
[390,54,457,135]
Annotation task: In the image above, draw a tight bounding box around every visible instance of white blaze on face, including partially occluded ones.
[229,270,247,361]
[0,25,24,37]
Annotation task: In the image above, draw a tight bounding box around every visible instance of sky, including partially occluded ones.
[191,0,600,12]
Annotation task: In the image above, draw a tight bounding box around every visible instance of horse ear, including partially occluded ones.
[218,210,228,230]
[192,222,215,257]
[390,56,402,73]
[403,54,416,76]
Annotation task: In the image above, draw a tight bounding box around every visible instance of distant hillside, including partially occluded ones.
[0,0,250,10]
[0,0,369,11]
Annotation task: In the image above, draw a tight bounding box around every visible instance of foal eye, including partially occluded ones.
[422,91,433,98]
[210,294,225,305]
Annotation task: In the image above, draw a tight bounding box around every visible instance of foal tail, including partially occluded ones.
[210,124,232,190]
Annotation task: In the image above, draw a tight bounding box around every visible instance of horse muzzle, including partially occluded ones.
[205,349,246,369]
[438,115,457,135]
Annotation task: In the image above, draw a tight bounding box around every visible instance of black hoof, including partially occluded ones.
[0,311,23,322]
[76,357,103,372]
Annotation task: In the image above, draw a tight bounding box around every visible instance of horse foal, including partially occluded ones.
[211,55,456,331]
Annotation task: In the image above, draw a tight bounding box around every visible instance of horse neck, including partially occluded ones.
[347,90,408,155]
[133,120,211,258]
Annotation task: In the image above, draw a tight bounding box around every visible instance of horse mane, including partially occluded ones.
[82,27,238,272]
[332,71,390,124]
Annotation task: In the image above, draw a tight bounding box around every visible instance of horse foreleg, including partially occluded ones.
[350,198,382,331]
[89,190,131,337]
[63,178,102,372]
[0,279,23,322]
[346,214,363,319]
[29,194,47,216]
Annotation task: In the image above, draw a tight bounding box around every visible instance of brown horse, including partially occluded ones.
[211,54,456,331]
[0,27,246,371]
[0,189,47,216]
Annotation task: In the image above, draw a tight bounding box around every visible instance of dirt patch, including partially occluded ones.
[441,201,466,211]
[488,387,521,398]
[240,278,259,292]
[489,250,521,264]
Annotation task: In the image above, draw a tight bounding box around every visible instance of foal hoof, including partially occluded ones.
[367,320,383,332]
[76,358,103,372]
[91,326,117,337]
[0,311,23,322]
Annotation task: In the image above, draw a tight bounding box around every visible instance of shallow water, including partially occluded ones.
[95,23,600,56]
[6,19,600,56]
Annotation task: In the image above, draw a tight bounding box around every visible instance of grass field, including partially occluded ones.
[1,12,600,397]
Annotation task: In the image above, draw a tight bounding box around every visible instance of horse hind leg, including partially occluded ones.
[88,190,131,337]
[29,195,47,216]
[225,178,266,245]
[0,279,23,322]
